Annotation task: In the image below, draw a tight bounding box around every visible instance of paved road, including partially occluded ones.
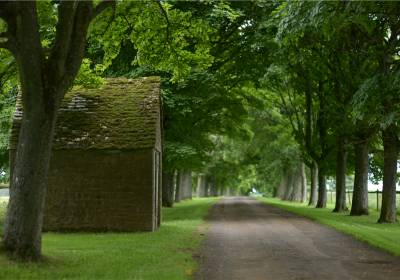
[195,197,400,280]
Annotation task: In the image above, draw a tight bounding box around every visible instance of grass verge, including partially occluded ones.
[258,197,400,256]
[0,197,219,280]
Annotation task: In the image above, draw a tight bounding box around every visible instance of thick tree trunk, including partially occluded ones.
[350,141,369,216]
[378,125,398,223]
[180,170,192,200]
[185,171,192,200]
[208,176,218,197]
[174,171,181,203]
[162,171,174,207]
[308,162,318,205]
[283,172,293,201]
[4,103,57,260]
[300,162,307,203]
[276,174,288,199]
[205,177,211,197]
[333,137,348,212]
[281,165,303,202]
[1,1,113,261]
[316,171,327,208]
[2,4,59,260]
[290,165,303,202]
[197,175,207,197]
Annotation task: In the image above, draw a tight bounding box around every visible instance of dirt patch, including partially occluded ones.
[195,197,400,280]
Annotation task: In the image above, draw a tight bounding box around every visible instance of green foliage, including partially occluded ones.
[0,49,17,182]
[73,59,104,88]
[90,1,215,82]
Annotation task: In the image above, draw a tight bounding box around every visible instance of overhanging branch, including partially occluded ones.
[92,0,116,20]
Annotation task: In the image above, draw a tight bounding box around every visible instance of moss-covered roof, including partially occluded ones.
[10,76,161,150]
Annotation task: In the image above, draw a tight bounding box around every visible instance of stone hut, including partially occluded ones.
[10,77,162,232]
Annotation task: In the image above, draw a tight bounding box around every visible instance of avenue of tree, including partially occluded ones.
[0,0,399,261]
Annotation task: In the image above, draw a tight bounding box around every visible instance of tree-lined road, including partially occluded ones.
[196,197,400,280]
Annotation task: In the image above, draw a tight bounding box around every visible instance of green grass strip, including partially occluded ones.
[0,197,219,280]
[258,197,400,256]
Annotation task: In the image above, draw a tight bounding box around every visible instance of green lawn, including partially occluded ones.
[0,197,219,280]
[259,197,400,256]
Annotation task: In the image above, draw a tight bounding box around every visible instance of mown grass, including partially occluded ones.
[0,197,219,280]
[259,197,400,256]
[323,191,400,214]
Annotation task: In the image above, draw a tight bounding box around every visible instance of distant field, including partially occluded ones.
[0,198,219,280]
[259,197,400,256]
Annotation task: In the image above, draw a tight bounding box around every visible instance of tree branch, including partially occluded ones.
[92,0,116,20]
[155,0,170,44]
[47,1,77,79]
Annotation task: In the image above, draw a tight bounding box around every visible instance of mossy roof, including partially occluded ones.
[10,76,161,150]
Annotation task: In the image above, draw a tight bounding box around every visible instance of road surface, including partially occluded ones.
[195,197,400,280]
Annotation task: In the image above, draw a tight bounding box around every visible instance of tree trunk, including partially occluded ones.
[290,165,303,202]
[316,171,327,208]
[1,1,113,261]
[174,171,181,203]
[205,177,211,197]
[333,137,348,212]
[197,175,207,197]
[308,162,318,206]
[208,176,218,197]
[281,165,303,202]
[378,125,398,223]
[180,170,192,200]
[350,141,369,216]
[276,174,288,199]
[162,171,174,207]
[185,171,192,200]
[4,101,58,260]
[283,172,293,201]
[300,162,307,203]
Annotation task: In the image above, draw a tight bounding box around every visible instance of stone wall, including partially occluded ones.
[10,149,160,232]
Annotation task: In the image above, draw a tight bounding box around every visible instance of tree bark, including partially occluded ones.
[290,165,303,202]
[378,125,398,223]
[333,137,348,212]
[276,174,288,199]
[185,171,192,200]
[205,177,211,197]
[1,1,114,261]
[280,165,303,202]
[350,140,369,216]
[4,100,58,260]
[300,162,307,203]
[316,171,327,208]
[308,162,318,205]
[197,175,207,197]
[174,171,181,203]
[180,170,192,200]
[283,172,293,201]
[2,3,53,260]
[208,176,218,197]
[162,171,174,207]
